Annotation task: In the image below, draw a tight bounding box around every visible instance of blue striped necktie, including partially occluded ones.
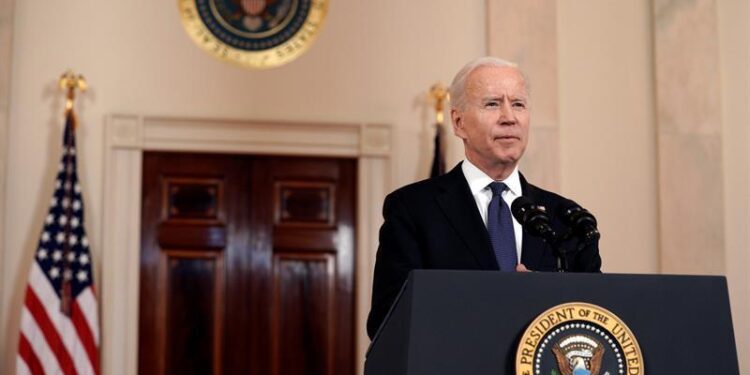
[487,182,517,271]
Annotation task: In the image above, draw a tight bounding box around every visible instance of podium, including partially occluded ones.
[365,270,739,375]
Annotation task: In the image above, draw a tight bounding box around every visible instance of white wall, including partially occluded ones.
[557,0,659,273]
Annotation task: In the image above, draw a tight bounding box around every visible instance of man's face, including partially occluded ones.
[451,65,529,171]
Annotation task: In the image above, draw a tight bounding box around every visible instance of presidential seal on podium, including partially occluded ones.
[516,302,644,375]
[178,0,328,69]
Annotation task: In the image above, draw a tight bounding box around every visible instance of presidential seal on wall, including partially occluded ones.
[516,303,644,375]
[178,0,328,69]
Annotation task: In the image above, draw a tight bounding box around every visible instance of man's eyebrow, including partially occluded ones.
[481,96,503,102]
[480,95,527,102]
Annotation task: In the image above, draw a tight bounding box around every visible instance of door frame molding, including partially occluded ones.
[101,114,393,375]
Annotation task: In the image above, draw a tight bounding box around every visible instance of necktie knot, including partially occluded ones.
[488,182,507,197]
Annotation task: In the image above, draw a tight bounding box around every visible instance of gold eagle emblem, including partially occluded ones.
[551,334,605,375]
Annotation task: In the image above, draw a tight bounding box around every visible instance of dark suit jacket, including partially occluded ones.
[367,163,602,339]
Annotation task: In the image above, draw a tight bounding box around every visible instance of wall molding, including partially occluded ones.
[0,0,15,370]
[101,114,393,375]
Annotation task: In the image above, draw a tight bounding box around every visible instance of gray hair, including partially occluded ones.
[448,57,528,109]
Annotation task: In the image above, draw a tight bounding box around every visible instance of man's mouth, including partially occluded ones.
[494,135,519,141]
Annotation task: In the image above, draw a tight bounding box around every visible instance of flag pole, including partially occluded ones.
[58,70,87,128]
[428,82,449,126]
[428,82,449,177]
[57,70,86,314]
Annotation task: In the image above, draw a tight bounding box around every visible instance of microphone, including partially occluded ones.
[558,199,600,243]
[510,196,557,244]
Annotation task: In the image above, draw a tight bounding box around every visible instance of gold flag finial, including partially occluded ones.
[58,70,87,115]
[428,82,449,125]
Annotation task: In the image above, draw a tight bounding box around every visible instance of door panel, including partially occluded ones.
[139,152,355,375]
[161,250,224,375]
[271,253,335,375]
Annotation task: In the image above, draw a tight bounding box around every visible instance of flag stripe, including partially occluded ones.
[73,299,100,374]
[16,357,30,375]
[25,287,78,375]
[20,308,63,375]
[18,334,45,375]
[16,354,31,375]
[29,263,96,375]
[76,287,100,345]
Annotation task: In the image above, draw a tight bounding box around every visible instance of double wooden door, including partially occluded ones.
[138,152,355,375]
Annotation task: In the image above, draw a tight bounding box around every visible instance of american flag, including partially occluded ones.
[16,112,99,375]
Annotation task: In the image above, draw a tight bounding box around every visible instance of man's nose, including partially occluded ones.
[498,101,516,125]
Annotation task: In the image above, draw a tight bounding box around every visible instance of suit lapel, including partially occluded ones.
[519,174,552,270]
[435,164,499,270]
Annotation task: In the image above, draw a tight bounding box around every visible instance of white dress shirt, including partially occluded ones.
[461,159,523,261]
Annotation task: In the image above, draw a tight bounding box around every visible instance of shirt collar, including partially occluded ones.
[461,159,522,196]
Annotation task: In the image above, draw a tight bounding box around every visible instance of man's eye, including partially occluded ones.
[513,102,526,109]
[485,102,499,107]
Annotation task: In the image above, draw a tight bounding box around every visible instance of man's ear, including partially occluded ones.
[451,108,466,140]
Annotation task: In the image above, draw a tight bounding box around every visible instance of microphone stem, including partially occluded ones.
[555,243,569,272]
[535,225,568,272]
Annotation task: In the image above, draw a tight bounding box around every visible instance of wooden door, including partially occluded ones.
[139,152,355,375]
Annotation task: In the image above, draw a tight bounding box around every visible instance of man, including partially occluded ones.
[367,57,602,339]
